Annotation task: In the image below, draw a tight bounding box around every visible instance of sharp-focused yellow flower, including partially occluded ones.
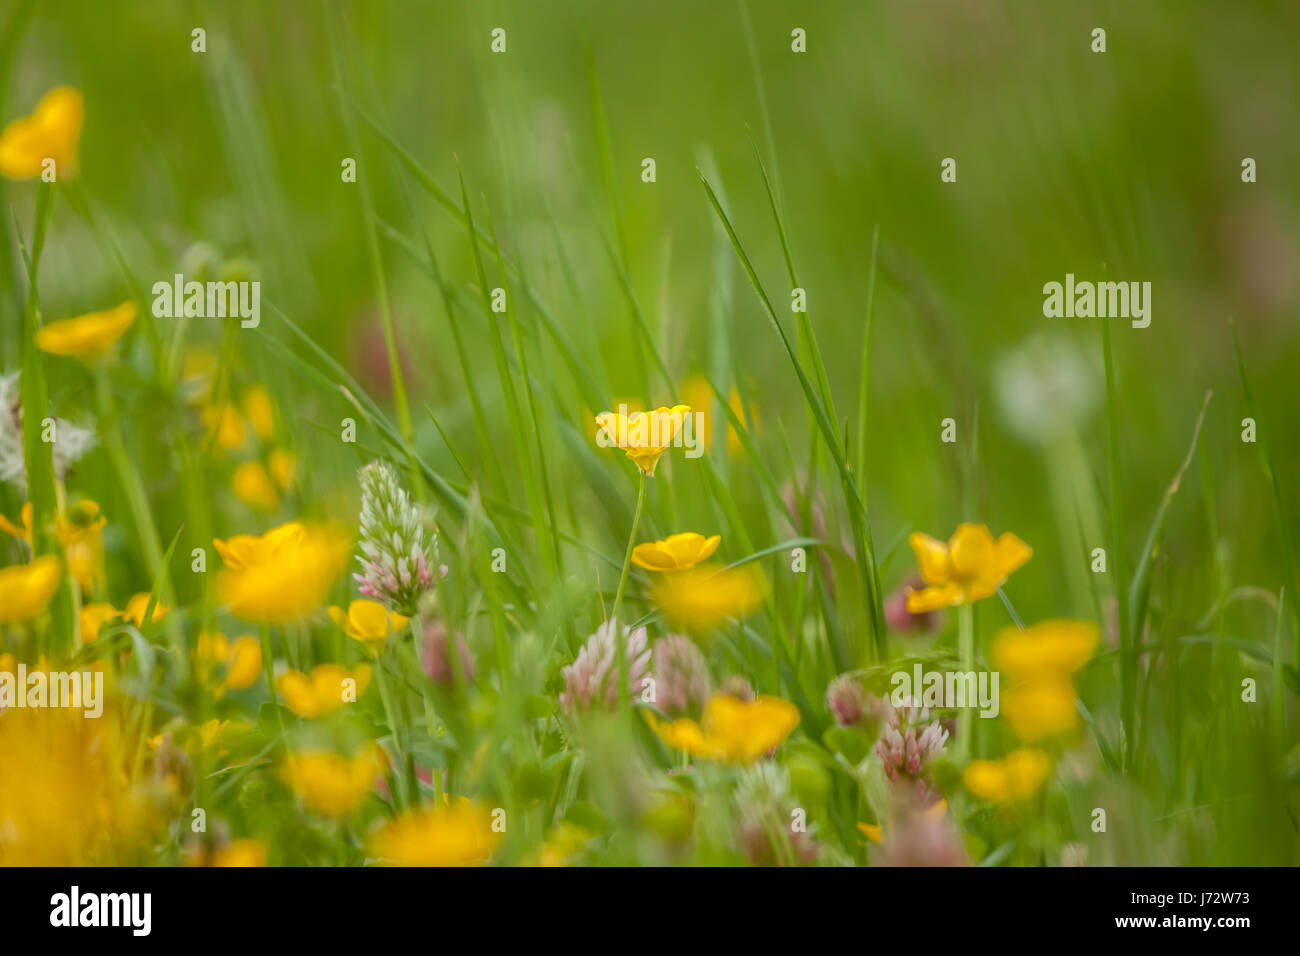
[328,599,409,651]
[124,592,167,627]
[651,564,763,630]
[0,86,83,180]
[36,302,136,361]
[0,556,62,624]
[80,602,120,641]
[281,746,385,818]
[368,800,501,866]
[646,692,799,763]
[631,532,721,571]
[231,461,280,512]
[963,749,1052,803]
[276,663,371,718]
[905,523,1032,613]
[196,632,263,694]
[595,403,691,476]
[213,521,350,623]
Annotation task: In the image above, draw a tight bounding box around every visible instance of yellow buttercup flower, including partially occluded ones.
[963,749,1052,803]
[992,619,1098,679]
[369,800,501,866]
[231,461,280,512]
[195,632,263,694]
[0,86,83,180]
[268,448,295,490]
[0,499,106,592]
[280,746,384,818]
[328,600,409,652]
[683,376,754,455]
[992,620,1098,742]
[1000,679,1082,742]
[213,521,350,623]
[36,301,136,361]
[242,385,277,441]
[211,839,267,867]
[0,556,62,625]
[203,402,247,450]
[124,592,167,627]
[646,692,799,764]
[276,663,371,718]
[80,602,121,641]
[631,532,721,571]
[595,404,691,476]
[651,564,763,630]
[905,523,1032,613]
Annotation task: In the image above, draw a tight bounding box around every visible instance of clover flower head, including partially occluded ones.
[875,695,949,787]
[0,371,96,494]
[733,762,818,866]
[560,619,651,713]
[354,459,437,615]
[651,634,711,717]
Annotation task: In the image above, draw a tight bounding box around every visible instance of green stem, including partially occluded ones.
[610,471,647,718]
[373,652,407,811]
[957,602,974,761]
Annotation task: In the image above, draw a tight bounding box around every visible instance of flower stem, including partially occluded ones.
[610,471,647,719]
[957,602,975,760]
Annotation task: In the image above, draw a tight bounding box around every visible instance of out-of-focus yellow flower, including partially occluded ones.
[124,592,167,627]
[0,707,163,864]
[243,385,277,441]
[188,838,267,867]
[992,619,1098,679]
[0,556,62,624]
[993,620,1098,742]
[231,461,280,512]
[268,448,295,490]
[857,799,948,844]
[281,746,384,818]
[213,839,267,867]
[651,563,763,630]
[369,799,501,866]
[533,822,592,867]
[1001,679,1082,742]
[80,602,120,641]
[202,402,247,451]
[595,403,691,476]
[683,376,754,455]
[214,521,350,623]
[0,500,106,592]
[905,523,1032,613]
[276,662,371,718]
[631,532,720,571]
[0,86,83,180]
[963,749,1052,803]
[36,302,136,361]
[328,600,409,652]
[195,632,262,694]
[646,692,799,763]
